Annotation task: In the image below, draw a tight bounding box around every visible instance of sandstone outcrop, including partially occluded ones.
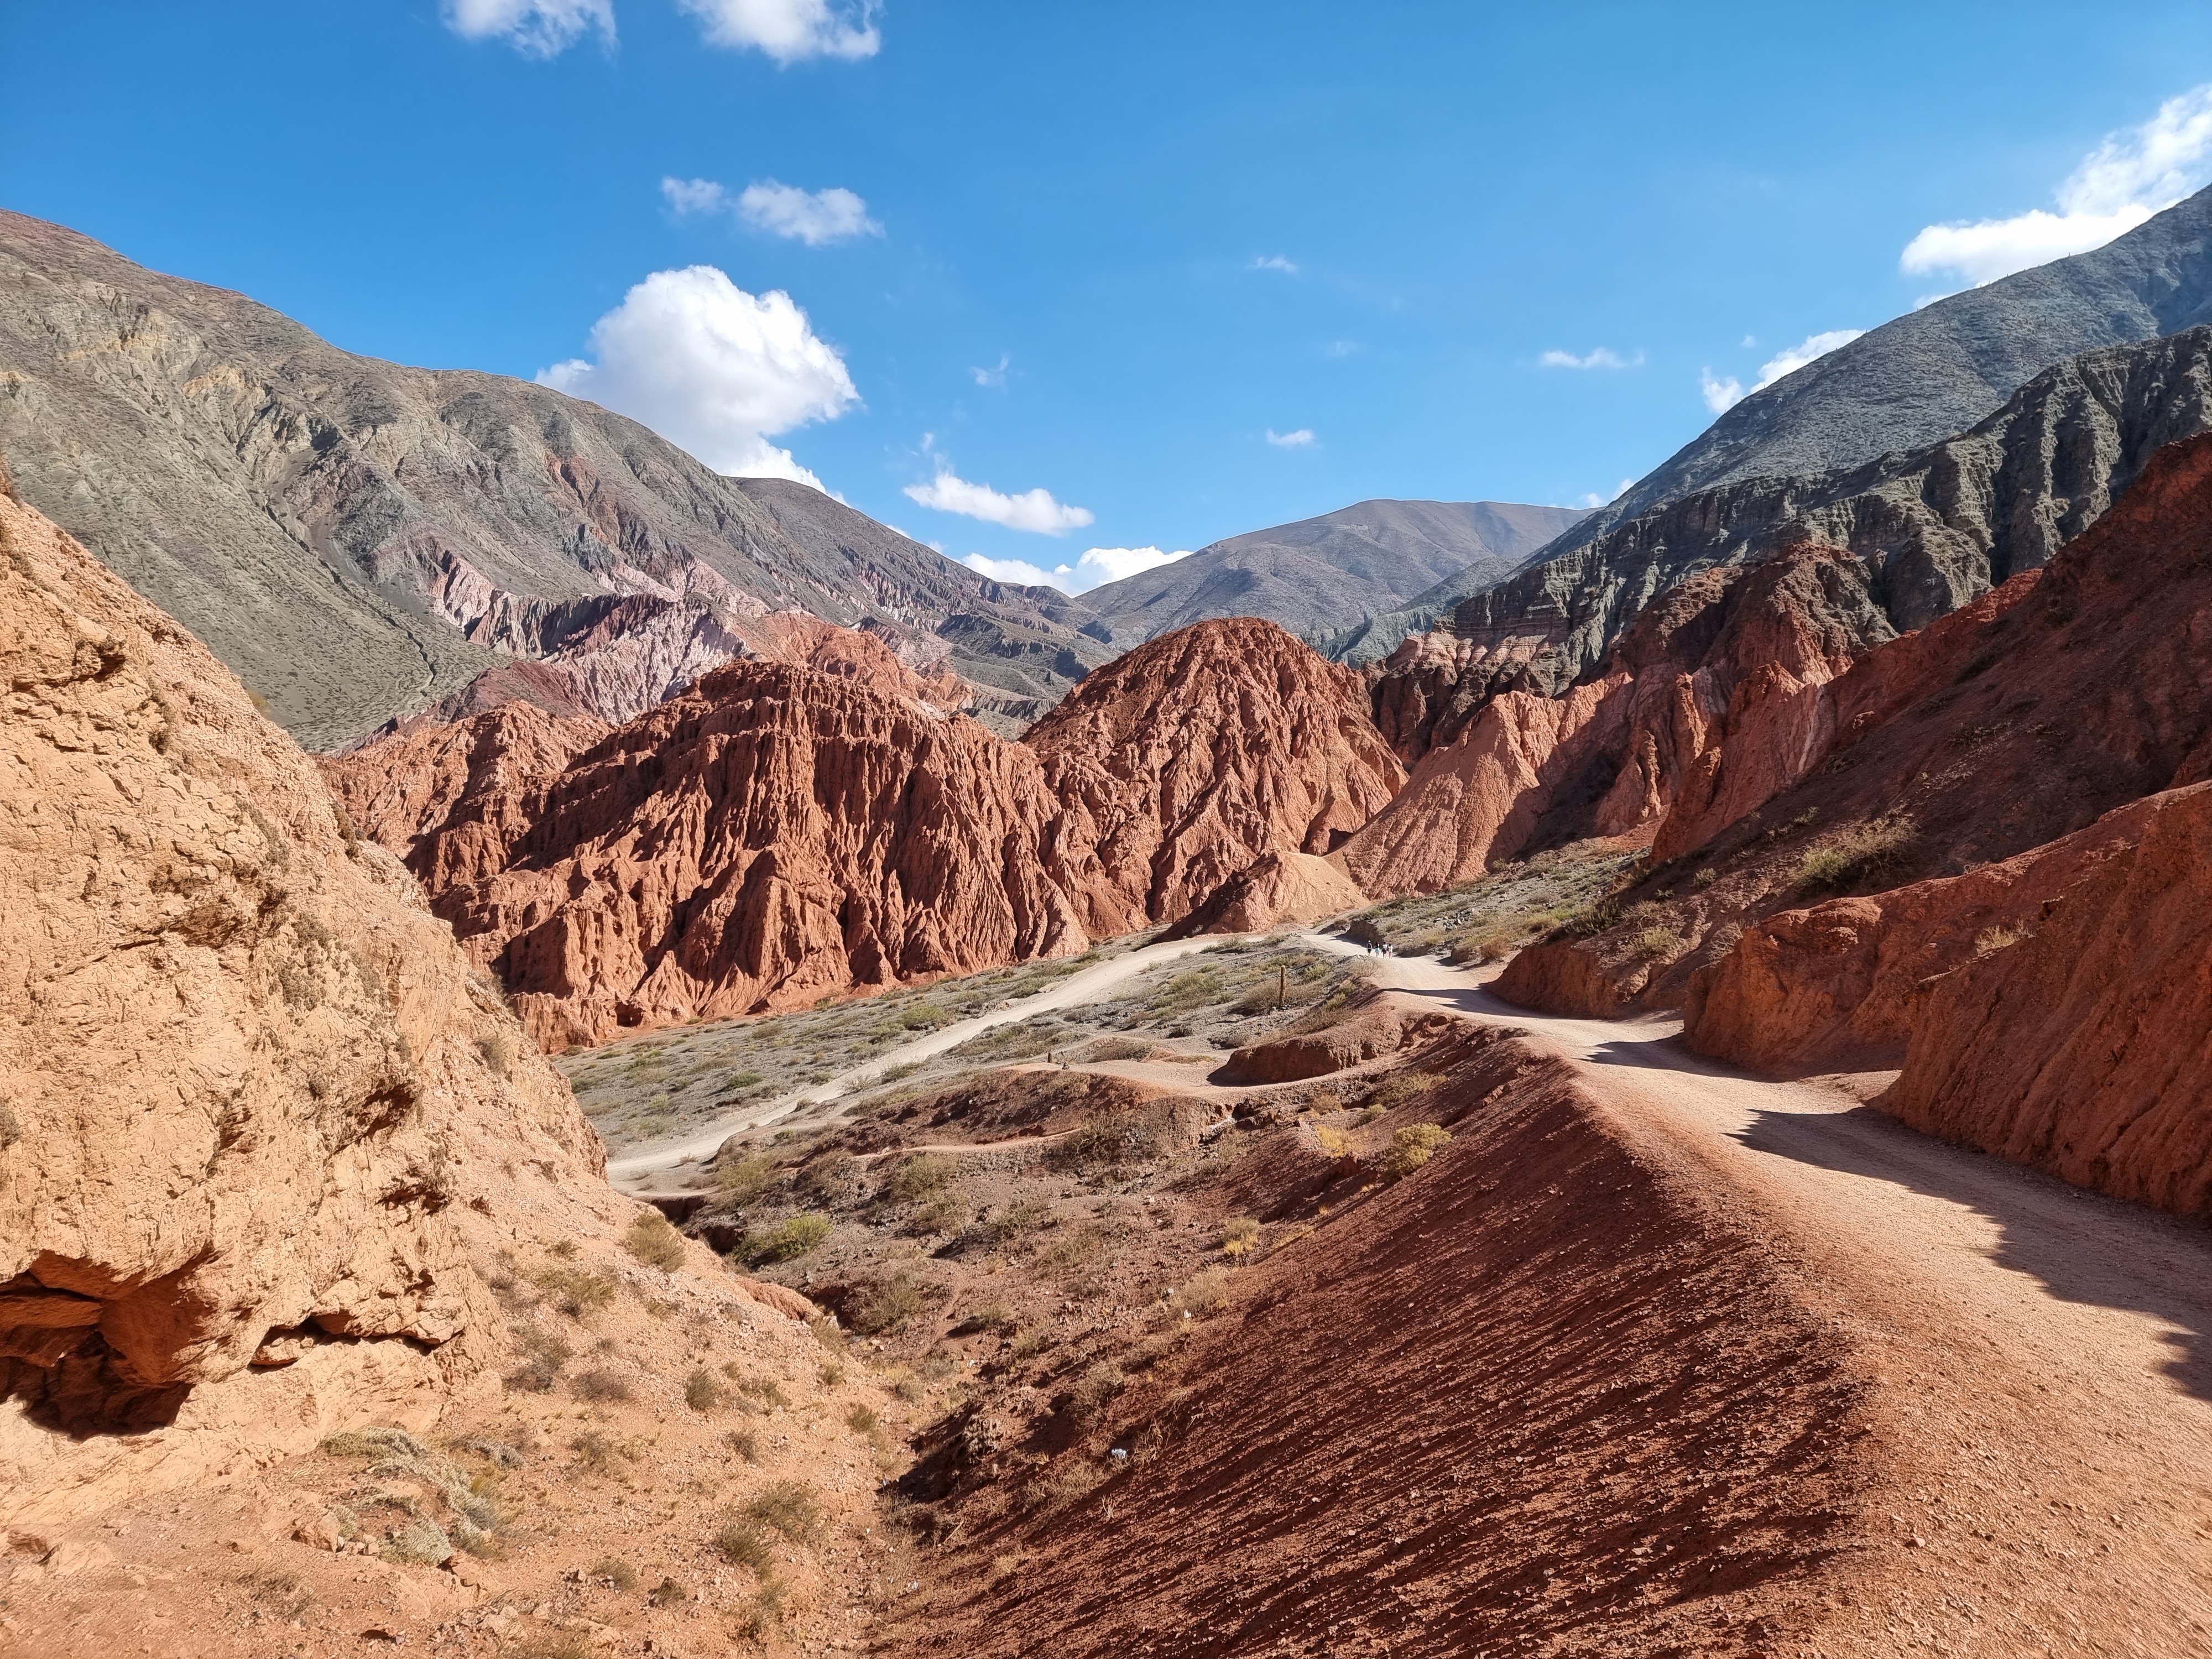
[0,491,617,1539]
[1684,784,2212,1216]
[1165,850,1366,937]
[1027,618,1404,929]
[335,661,1092,1049]
[328,616,1403,1046]
[1215,988,1457,1084]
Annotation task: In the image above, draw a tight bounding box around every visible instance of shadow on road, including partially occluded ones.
[1733,1099,2212,1404]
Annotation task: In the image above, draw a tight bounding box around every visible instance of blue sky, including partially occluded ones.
[8,2,2212,592]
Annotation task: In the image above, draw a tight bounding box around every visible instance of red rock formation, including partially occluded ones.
[1684,784,2212,1216]
[1499,431,2212,1022]
[1027,618,1405,928]
[1166,850,1367,937]
[328,615,1402,1047]
[1215,988,1457,1083]
[1338,548,1893,900]
[337,661,1093,1048]
[0,491,617,1536]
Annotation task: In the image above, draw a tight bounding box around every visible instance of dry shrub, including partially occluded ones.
[685,1368,726,1413]
[1068,1362,1123,1425]
[714,1519,775,1573]
[744,1481,826,1545]
[505,1327,572,1393]
[1630,924,1678,959]
[888,1152,957,1204]
[749,1213,833,1263]
[534,1264,617,1317]
[1974,923,2030,954]
[591,1557,639,1591]
[1362,1072,1439,1113]
[1312,1125,1352,1156]
[573,1368,632,1402]
[1048,1112,1151,1173]
[727,1428,761,1464]
[1030,1460,1106,1514]
[715,1154,781,1206]
[1219,1217,1261,1256]
[1797,814,1917,893]
[624,1212,688,1270]
[1177,1267,1232,1314]
[1033,1223,1117,1277]
[851,1270,931,1335]
[845,1402,880,1434]
[1384,1123,1452,1181]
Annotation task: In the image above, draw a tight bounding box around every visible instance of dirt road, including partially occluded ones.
[605,933,1236,1190]
[1295,935,2212,1656]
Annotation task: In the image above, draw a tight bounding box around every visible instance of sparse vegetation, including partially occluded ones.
[851,1270,932,1335]
[888,1152,957,1203]
[1974,923,2030,954]
[685,1367,726,1412]
[845,1402,879,1434]
[714,1518,775,1573]
[1630,924,1679,959]
[1797,815,1918,893]
[591,1557,640,1592]
[624,1210,688,1270]
[1219,1217,1261,1256]
[573,1368,632,1402]
[749,1213,833,1263]
[744,1481,826,1545]
[1068,1361,1123,1424]
[714,1153,781,1206]
[1363,1071,1439,1112]
[1385,1123,1453,1181]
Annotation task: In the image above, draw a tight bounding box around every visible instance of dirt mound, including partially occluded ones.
[1027,617,1404,928]
[1497,431,2212,1019]
[1215,985,1455,1083]
[0,491,614,1537]
[895,1022,1881,1657]
[1164,848,1366,936]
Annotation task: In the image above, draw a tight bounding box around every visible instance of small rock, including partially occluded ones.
[42,1539,115,1577]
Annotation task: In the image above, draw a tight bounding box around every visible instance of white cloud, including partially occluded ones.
[961,545,1192,596]
[1539,347,1644,370]
[971,354,1010,388]
[738,180,881,244]
[661,176,730,215]
[1700,328,1865,414]
[662,176,881,245]
[1325,339,1359,357]
[674,0,879,61]
[1251,255,1300,274]
[1902,84,2212,286]
[442,0,612,54]
[1574,479,1637,509]
[538,265,857,487]
[906,469,1094,535]
[1265,427,1316,447]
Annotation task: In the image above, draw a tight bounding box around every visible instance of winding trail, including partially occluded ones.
[1298,935,2212,1655]
[611,919,2212,1646]
[606,933,1235,1189]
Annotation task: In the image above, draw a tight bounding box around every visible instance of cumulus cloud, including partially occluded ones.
[662,176,881,245]
[961,545,1192,595]
[1265,427,1316,447]
[1574,479,1637,509]
[1540,347,1643,370]
[1902,84,2212,286]
[442,0,612,54]
[906,468,1094,535]
[1251,255,1300,274]
[738,180,881,244]
[1700,328,1865,414]
[675,0,879,62]
[537,265,857,487]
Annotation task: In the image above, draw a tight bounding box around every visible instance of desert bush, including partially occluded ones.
[845,1402,879,1434]
[900,1003,950,1030]
[625,1212,688,1271]
[1361,1072,1439,1113]
[1446,931,1514,965]
[1068,1362,1123,1425]
[505,1327,572,1393]
[894,1374,926,1404]
[1693,867,1720,888]
[744,1481,826,1544]
[1034,1223,1117,1277]
[889,1153,957,1204]
[1305,1088,1342,1114]
[573,1368,632,1403]
[818,1359,845,1387]
[570,1430,614,1472]
[648,1578,689,1608]
[1008,1327,1056,1363]
[851,1270,930,1335]
[906,1192,967,1237]
[1030,1460,1106,1513]
[881,1060,922,1083]
[591,1557,639,1592]
[1974,923,2030,954]
[685,1368,726,1413]
[1048,1112,1150,1173]
[1797,815,1917,893]
[324,1426,429,1461]
[715,1154,781,1207]
[1081,1036,1154,1063]
[953,1300,1014,1335]
[750,1213,832,1264]
[383,1516,453,1566]
[1384,1123,1452,1181]
[535,1264,617,1317]
[731,1373,791,1410]
[727,1428,761,1464]
[1629,924,1678,959]
[1312,1124,1352,1156]
[476,1032,512,1078]
[984,1199,1049,1241]
[239,1567,315,1619]
[1219,1217,1261,1256]
[714,1519,775,1573]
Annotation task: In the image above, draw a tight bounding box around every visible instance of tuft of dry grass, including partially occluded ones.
[624,1212,688,1271]
[744,1481,826,1545]
[572,1368,632,1403]
[1219,1217,1261,1257]
[685,1367,725,1412]
[1797,814,1917,893]
[1384,1122,1452,1181]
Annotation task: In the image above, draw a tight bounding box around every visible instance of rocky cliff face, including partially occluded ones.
[1682,784,2212,1217]
[1336,549,1892,899]
[1496,431,2212,1018]
[0,488,617,1537]
[0,211,1108,748]
[1026,618,1404,928]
